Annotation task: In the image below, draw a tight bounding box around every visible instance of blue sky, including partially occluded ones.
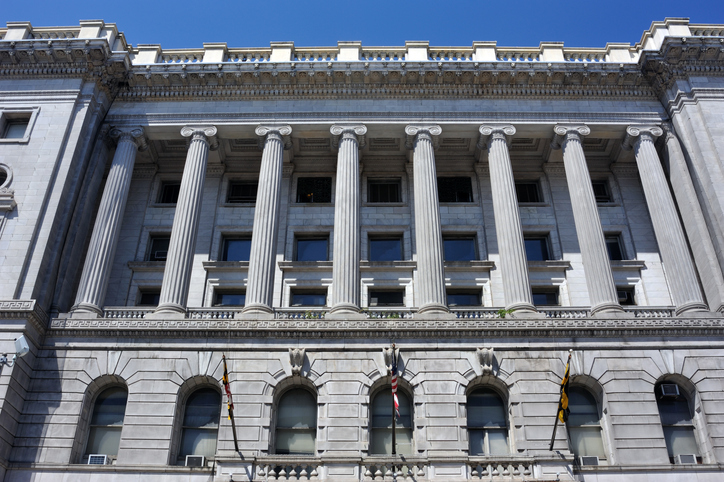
[4,1,724,49]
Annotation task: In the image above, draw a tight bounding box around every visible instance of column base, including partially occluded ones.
[590,301,624,315]
[70,302,103,317]
[153,302,186,315]
[505,301,537,313]
[415,303,457,319]
[329,303,366,319]
[239,303,275,319]
[675,301,710,315]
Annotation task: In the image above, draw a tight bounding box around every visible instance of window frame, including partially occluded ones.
[146,235,171,262]
[227,180,259,204]
[368,289,405,307]
[176,386,222,463]
[524,235,551,262]
[565,386,607,463]
[369,235,403,262]
[83,386,128,459]
[442,236,478,262]
[294,236,330,262]
[157,181,181,204]
[369,385,414,455]
[273,387,318,455]
[295,177,333,204]
[617,287,636,306]
[446,290,482,307]
[137,290,161,306]
[591,180,613,204]
[515,181,542,204]
[531,288,559,306]
[0,108,39,144]
[367,178,402,203]
[437,176,474,203]
[655,382,702,464]
[605,234,626,261]
[290,290,328,307]
[213,290,246,307]
[221,236,252,262]
[466,387,510,456]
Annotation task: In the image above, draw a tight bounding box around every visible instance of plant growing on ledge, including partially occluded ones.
[497,308,514,318]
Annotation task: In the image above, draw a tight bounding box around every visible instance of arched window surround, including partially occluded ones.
[465,376,512,456]
[270,378,319,456]
[565,376,614,465]
[169,376,223,465]
[367,377,415,456]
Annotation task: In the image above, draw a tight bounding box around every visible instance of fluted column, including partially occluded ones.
[155,126,217,314]
[624,126,707,314]
[242,125,292,315]
[330,125,366,314]
[405,125,448,314]
[481,125,536,313]
[72,127,147,315]
[552,125,622,314]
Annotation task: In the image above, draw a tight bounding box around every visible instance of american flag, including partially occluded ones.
[391,352,400,418]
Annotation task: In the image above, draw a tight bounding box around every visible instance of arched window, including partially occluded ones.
[275,388,317,455]
[656,382,700,463]
[567,387,606,462]
[85,386,127,457]
[370,388,413,455]
[178,388,221,461]
[467,388,508,455]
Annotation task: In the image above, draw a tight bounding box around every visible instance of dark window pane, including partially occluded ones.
[447,292,480,306]
[606,235,624,261]
[3,119,29,139]
[291,291,327,306]
[227,181,258,203]
[524,237,550,261]
[437,177,473,203]
[215,292,245,306]
[138,291,160,306]
[532,291,558,306]
[222,238,251,261]
[444,237,476,261]
[515,182,541,203]
[296,238,328,261]
[296,177,332,203]
[369,290,404,306]
[368,179,401,203]
[617,289,635,305]
[276,389,317,455]
[158,182,180,204]
[183,389,221,428]
[0,169,7,186]
[592,181,612,203]
[148,236,170,261]
[370,238,402,261]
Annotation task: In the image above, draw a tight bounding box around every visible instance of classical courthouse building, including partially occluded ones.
[1,17,724,482]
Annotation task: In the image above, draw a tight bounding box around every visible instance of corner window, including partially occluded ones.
[447,291,481,307]
[467,388,509,455]
[296,177,332,203]
[369,290,405,307]
[214,291,245,307]
[85,387,127,457]
[179,388,221,461]
[368,179,401,203]
[605,235,625,261]
[370,388,412,455]
[592,181,612,203]
[1,113,31,140]
[567,387,606,462]
[275,388,317,455]
[437,177,473,203]
[227,181,258,203]
[221,237,251,262]
[369,237,402,262]
[147,236,170,261]
[515,182,541,203]
[158,181,181,204]
[291,291,327,307]
[443,236,477,261]
[532,289,558,306]
[656,383,701,464]
[137,290,160,306]
[524,236,550,261]
[295,237,329,261]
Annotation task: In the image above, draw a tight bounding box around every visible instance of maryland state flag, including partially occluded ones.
[557,357,571,424]
[222,355,234,419]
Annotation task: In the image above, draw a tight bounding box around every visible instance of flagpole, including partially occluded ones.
[222,354,240,452]
[391,343,397,456]
[549,350,572,451]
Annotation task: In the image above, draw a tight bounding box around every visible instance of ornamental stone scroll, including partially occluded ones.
[621,125,664,151]
[109,126,148,151]
[550,125,591,149]
[404,124,442,150]
[479,124,516,147]
[181,125,219,150]
[330,124,367,149]
[255,124,293,150]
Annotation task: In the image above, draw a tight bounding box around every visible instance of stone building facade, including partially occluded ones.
[1,17,724,482]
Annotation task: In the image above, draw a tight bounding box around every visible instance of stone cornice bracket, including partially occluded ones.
[621,125,663,151]
[330,124,367,149]
[382,346,399,375]
[109,126,148,151]
[550,124,591,150]
[181,126,219,150]
[476,347,494,375]
[255,125,293,150]
[289,347,305,377]
[478,124,516,149]
[405,124,442,150]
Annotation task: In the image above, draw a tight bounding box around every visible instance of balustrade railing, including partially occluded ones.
[468,459,533,479]
[496,48,541,61]
[187,307,236,319]
[362,460,426,480]
[31,27,80,39]
[293,47,338,61]
[360,48,407,61]
[690,24,724,36]
[227,48,272,62]
[429,48,474,61]
[103,307,152,318]
[274,308,328,319]
[257,460,320,480]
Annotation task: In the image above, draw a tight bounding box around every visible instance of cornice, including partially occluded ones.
[0,300,48,336]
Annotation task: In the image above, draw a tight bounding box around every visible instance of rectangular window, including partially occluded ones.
[227,180,258,203]
[515,182,541,203]
[291,291,327,306]
[443,237,477,261]
[368,179,401,203]
[524,236,550,261]
[295,237,329,261]
[369,237,402,261]
[2,118,29,139]
[617,288,635,305]
[592,181,612,203]
[606,235,625,261]
[137,291,160,306]
[296,177,332,203]
[447,291,481,306]
[147,236,170,261]
[221,237,251,262]
[158,182,181,204]
[532,290,559,306]
[214,291,246,306]
[369,290,405,307]
[437,177,473,203]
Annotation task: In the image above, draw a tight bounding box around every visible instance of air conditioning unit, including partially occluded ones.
[660,383,680,398]
[675,454,697,464]
[87,454,110,465]
[154,250,168,260]
[185,455,206,467]
[579,456,599,466]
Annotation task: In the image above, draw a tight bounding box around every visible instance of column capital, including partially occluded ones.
[479,124,516,147]
[255,124,293,149]
[551,124,590,149]
[181,125,219,150]
[330,124,367,149]
[405,124,442,149]
[622,125,663,150]
[109,126,148,151]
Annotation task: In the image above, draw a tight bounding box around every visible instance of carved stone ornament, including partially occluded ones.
[622,125,664,150]
[405,124,442,150]
[289,347,305,376]
[479,124,516,149]
[255,124,293,150]
[330,124,367,149]
[180,125,219,150]
[550,124,591,150]
[109,126,148,151]
[383,346,399,375]
[476,347,495,375]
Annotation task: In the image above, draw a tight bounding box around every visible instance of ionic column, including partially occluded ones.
[330,125,367,314]
[480,125,536,312]
[242,125,292,315]
[72,127,147,315]
[405,125,448,314]
[155,126,217,314]
[552,125,622,314]
[624,126,708,314]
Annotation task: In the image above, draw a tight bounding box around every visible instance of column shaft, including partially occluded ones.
[482,125,536,312]
[73,128,144,314]
[628,126,707,313]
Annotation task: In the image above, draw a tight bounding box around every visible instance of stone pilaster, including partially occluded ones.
[552,125,622,314]
[330,125,366,314]
[242,125,292,315]
[480,125,536,312]
[155,126,217,314]
[405,125,448,314]
[624,126,708,314]
[72,127,147,315]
